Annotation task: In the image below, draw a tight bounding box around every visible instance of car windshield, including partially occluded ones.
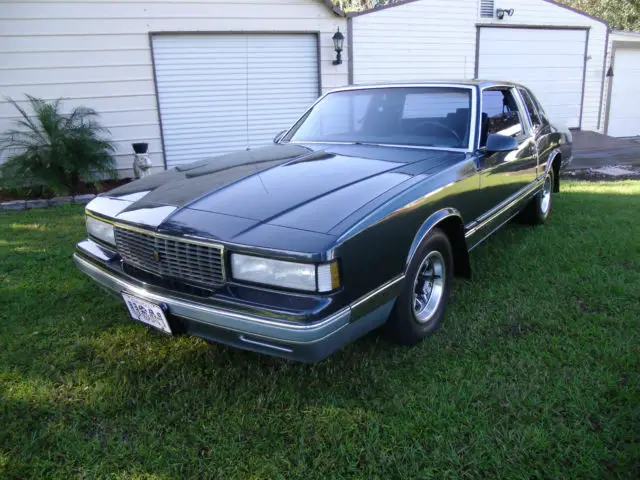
[284,87,472,149]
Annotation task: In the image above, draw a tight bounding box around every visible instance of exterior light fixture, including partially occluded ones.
[332,28,345,65]
[496,8,515,20]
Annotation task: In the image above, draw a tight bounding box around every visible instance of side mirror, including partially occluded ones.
[484,133,518,153]
[273,130,287,144]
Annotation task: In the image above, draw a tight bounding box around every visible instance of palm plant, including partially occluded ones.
[0,95,116,195]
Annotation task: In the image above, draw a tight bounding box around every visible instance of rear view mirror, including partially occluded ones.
[484,133,518,153]
[273,130,287,144]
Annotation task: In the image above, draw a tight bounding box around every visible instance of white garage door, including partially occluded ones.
[607,48,640,137]
[478,28,587,129]
[152,34,319,168]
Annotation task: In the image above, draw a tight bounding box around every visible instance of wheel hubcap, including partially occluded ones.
[540,174,552,215]
[412,251,446,324]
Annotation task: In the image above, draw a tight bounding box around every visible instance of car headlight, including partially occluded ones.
[86,214,115,246]
[230,254,340,293]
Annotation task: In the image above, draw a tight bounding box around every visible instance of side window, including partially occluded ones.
[480,89,524,146]
[519,88,542,128]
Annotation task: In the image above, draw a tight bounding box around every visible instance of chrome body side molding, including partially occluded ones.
[350,274,404,321]
[465,176,544,246]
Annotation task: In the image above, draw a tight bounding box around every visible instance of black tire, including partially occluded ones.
[520,168,554,225]
[384,228,453,346]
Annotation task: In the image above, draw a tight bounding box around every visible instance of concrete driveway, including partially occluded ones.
[570,130,640,170]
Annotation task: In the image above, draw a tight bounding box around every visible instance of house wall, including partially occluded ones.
[351,0,608,132]
[351,0,480,82]
[0,0,347,176]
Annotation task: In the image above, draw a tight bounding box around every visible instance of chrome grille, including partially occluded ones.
[114,226,225,288]
[115,227,162,276]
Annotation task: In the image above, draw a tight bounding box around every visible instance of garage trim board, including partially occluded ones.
[474,24,589,130]
[150,31,322,169]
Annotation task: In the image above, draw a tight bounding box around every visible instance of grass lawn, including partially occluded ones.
[1,181,639,479]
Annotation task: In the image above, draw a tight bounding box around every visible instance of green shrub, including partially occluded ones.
[0,95,116,195]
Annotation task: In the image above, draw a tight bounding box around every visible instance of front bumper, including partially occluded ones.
[73,246,400,362]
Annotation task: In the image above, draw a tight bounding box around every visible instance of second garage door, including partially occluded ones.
[607,47,640,137]
[478,27,587,129]
[152,34,320,168]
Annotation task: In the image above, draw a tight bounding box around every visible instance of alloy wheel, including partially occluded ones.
[412,251,446,324]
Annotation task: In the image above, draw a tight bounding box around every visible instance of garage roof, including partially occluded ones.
[322,0,346,16]
[344,0,607,26]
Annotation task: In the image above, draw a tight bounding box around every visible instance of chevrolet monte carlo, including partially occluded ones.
[74,81,572,362]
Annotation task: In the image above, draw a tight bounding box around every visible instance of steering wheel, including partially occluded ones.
[410,121,462,144]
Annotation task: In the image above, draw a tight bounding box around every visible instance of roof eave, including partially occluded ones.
[541,0,609,29]
[344,0,609,28]
[322,0,346,17]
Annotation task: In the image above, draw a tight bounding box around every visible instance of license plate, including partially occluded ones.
[122,293,172,334]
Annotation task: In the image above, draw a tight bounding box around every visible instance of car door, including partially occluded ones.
[519,86,552,177]
[476,87,538,209]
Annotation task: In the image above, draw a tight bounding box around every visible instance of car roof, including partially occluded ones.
[332,80,525,90]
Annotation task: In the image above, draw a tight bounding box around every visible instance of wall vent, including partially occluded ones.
[480,0,495,18]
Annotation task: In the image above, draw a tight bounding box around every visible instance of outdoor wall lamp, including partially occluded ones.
[332,28,345,65]
[496,8,515,20]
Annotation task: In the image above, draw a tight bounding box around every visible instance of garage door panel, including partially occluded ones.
[607,48,640,137]
[161,118,249,130]
[158,96,317,112]
[157,86,250,97]
[479,28,586,129]
[153,50,250,59]
[246,35,318,148]
[480,46,585,57]
[480,27,585,44]
[478,56,583,69]
[480,43,585,55]
[153,34,319,168]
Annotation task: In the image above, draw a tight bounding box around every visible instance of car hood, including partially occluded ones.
[89,143,464,251]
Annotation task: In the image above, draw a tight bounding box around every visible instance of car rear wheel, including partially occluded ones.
[384,228,453,346]
[520,169,554,225]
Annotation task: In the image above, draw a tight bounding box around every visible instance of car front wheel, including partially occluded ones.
[384,228,453,346]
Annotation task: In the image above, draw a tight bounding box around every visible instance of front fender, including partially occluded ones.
[406,207,463,268]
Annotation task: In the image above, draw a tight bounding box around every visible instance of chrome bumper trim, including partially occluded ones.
[73,253,350,344]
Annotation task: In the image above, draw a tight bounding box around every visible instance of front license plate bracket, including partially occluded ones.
[122,293,172,335]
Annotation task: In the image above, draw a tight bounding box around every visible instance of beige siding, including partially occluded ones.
[0,0,347,176]
[352,0,608,132]
[352,0,479,82]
